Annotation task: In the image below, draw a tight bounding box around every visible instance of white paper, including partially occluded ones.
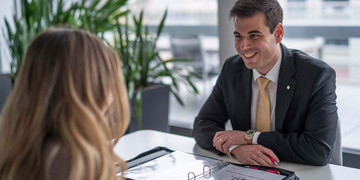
[123,151,219,179]
[123,151,285,180]
[199,163,285,180]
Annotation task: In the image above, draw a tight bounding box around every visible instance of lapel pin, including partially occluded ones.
[287,85,290,90]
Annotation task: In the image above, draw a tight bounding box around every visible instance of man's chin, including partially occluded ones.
[243,61,256,70]
[241,56,258,69]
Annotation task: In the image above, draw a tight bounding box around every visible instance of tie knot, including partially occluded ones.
[257,77,270,90]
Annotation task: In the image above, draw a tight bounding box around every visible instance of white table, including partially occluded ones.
[114,130,360,180]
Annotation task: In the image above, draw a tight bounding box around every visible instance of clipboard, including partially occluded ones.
[120,146,299,180]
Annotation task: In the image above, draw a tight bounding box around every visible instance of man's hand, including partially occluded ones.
[213,130,247,154]
[231,145,280,167]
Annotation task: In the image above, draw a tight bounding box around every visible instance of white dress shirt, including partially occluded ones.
[228,49,282,155]
[252,50,282,144]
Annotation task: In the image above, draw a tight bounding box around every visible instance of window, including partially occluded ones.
[128,0,219,128]
[128,0,217,26]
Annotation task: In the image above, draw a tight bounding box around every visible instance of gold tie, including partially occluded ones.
[256,77,271,132]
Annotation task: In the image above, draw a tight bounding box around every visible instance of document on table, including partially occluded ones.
[122,151,285,180]
[203,163,285,180]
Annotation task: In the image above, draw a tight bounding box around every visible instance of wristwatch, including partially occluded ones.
[245,130,257,145]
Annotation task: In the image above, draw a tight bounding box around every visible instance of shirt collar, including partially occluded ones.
[253,48,282,84]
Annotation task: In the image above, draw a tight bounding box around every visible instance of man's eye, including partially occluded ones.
[250,34,260,39]
[234,34,241,38]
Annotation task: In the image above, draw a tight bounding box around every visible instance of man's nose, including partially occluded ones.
[240,37,251,51]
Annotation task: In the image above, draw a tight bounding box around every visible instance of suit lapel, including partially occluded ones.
[234,66,252,130]
[275,44,297,130]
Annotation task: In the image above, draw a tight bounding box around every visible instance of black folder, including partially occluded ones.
[121,146,299,180]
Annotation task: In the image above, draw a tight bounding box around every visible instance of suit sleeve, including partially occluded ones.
[192,61,230,154]
[258,66,338,166]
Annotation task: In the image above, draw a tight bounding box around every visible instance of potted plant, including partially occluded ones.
[113,9,201,132]
[1,0,128,113]
[72,0,129,38]
[2,0,200,132]
[1,0,76,111]
[2,0,128,78]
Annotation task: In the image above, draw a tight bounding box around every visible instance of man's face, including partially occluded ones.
[233,12,282,75]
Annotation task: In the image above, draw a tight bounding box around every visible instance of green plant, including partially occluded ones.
[73,0,129,38]
[113,9,201,129]
[3,0,128,77]
[3,0,76,77]
[3,0,200,130]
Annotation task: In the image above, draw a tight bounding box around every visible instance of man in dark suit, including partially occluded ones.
[193,0,338,167]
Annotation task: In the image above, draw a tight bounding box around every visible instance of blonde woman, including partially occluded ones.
[0,28,130,180]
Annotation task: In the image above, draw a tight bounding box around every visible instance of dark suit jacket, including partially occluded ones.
[193,44,338,166]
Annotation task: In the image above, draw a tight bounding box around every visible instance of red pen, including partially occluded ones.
[246,166,281,175]
[266,155,279,166]
[267,169,281,175]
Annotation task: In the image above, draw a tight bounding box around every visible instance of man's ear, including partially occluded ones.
[275,23,284,43]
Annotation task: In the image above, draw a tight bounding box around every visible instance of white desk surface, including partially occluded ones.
[114,130,360,180]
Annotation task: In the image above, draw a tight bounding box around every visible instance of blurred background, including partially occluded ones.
[1,0,360,168]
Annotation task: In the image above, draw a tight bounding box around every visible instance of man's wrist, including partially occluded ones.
[244,130,257,145]
[253,132,261,144]
[228,145,239,156]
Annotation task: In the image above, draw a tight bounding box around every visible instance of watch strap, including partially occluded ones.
[245,130,256,145]
[247,138,252,145]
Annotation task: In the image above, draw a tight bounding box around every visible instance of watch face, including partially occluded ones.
[246,130,255,135]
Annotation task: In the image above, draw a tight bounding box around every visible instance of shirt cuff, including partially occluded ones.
[227,145,239,156]
[253,132,261,144]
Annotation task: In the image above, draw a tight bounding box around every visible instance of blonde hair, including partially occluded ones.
[0,28,130,180]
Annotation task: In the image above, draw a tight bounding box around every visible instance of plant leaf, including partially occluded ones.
[135,90,142,129]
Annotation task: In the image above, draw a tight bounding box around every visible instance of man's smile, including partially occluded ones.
[243,51,257,58]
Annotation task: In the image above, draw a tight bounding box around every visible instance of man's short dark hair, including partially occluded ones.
[229,0,283,33]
